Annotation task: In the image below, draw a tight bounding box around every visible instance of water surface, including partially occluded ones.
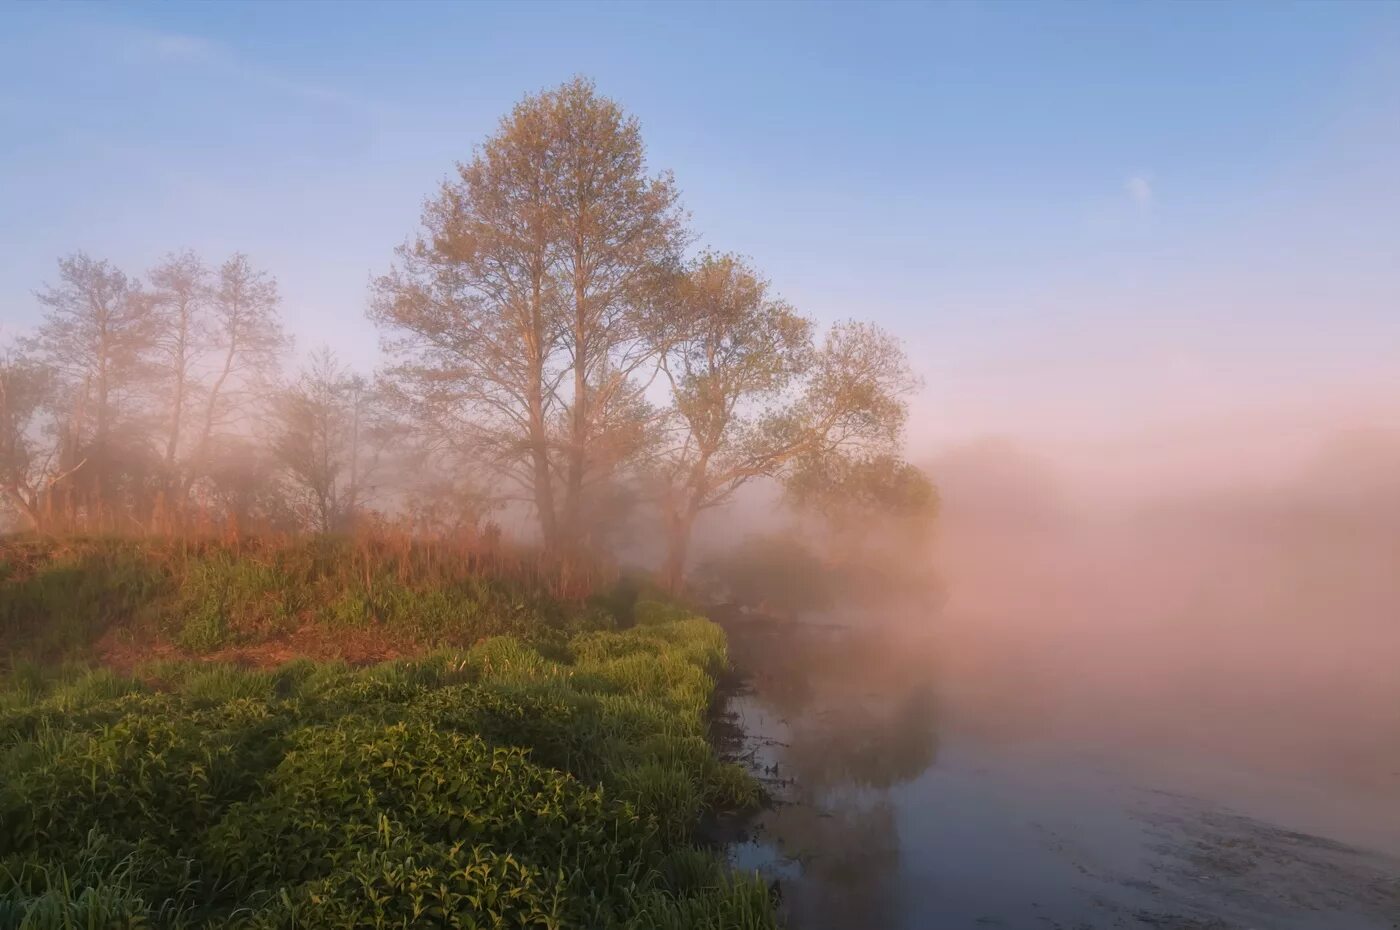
[719,612,1400,930]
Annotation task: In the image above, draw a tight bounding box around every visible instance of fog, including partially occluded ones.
[925,423,1400,811]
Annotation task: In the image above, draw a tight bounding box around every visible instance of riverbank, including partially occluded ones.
[0,538,778,928]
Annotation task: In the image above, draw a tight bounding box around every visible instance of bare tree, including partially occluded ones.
[271,350,384,534]
[189,254,286,496]
[147,251,210,480]
[30,253,154,519]
[654,254,917,590]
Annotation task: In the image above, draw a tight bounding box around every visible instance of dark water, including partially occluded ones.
[718,612,1400,930]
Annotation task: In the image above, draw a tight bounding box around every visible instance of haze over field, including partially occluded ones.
[2,4,1398,926]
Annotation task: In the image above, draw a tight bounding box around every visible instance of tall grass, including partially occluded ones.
[1,533,620,665]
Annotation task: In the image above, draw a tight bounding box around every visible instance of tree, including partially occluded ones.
[654,254,918,590]
[189,254,285,497]
[0,350,70,530]
[271,350,384,534]
[372,77,684,552]
[786,452,938,542]
[545,78,686,543]
[30,253,154,520]
[197,435,298,534]
[371,91,564,548]
[146,251,210,480]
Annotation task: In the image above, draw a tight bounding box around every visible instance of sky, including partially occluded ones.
[2,1,1398,483]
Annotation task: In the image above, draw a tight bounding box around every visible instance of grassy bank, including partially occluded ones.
[0,536,619,667]
[0,539,774,929]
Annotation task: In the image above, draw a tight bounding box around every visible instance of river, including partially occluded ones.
[717,610,1400,930]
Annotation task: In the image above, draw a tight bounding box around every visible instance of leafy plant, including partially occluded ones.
[0,570,774,929]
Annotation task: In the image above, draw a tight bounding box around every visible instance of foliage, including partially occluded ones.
[651,254,918,589]
[0,544,762,925]
[700,526,942,616]
[698,534,833,615]
[785,452,937,534]
[371,76,686,553]
[0,586,772,928]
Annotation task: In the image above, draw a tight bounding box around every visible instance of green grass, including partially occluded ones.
[0,546,774,929]
[0,536,619,664]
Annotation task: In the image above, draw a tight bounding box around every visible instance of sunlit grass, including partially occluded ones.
[0,548,774,928]
[0,534,621,664]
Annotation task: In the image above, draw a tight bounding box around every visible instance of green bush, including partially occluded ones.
[0,592,773,928]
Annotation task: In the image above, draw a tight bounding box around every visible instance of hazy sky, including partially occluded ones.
[3,1,1397,470]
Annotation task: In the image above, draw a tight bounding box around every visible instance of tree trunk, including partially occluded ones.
[565,282,587,547]
[662,505,696,593]
[529,414,558,552]
[187,337,238,502]
[2,486,40,532]
[164,298,192,474]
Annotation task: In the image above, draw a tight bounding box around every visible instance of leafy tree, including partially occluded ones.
[373,77,683,553]
[196,434,299,533]
[653,254,918,589]
[544,78,686,544]
[786,451,938,543]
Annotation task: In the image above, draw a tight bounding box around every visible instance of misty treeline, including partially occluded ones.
[0,78,934,589]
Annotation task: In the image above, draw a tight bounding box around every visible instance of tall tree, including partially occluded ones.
[372,90,564,548]
[147,251,210,479]
[654,254,917,590]
[372,77,684,552]
[545,77,686,543]
[30,253,153,518]
[189,254,285,495]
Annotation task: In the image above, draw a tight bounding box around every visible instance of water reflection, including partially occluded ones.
[720,613,940,928]
[719,610,1400,930]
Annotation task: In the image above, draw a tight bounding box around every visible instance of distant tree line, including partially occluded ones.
[1,78,932,589]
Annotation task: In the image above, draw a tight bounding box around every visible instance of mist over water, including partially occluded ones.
[721,419,1400,929]
[930,429,1400,801]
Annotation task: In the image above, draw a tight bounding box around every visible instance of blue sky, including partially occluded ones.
[2,1,1397,459]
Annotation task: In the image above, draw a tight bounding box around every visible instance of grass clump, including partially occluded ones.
[0,583,773,928]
